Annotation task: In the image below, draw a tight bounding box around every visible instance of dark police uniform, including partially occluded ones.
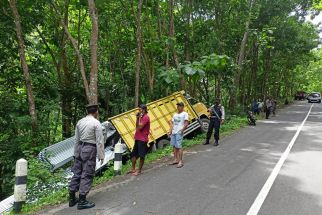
[205,104,225,146]
[69,105,105,210]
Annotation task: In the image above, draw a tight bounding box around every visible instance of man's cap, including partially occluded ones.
[176,102,185,107]
[138,104,148,111]
[86,104,99,112]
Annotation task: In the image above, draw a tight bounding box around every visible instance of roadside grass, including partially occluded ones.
[7,116,248,215]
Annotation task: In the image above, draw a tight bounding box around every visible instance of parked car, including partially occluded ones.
[307,92,321,103]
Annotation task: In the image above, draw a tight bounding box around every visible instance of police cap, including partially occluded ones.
[86,104,99,113]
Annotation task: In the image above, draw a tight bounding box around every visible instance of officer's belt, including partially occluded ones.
[210,116,220,119]
[79,141,96,147]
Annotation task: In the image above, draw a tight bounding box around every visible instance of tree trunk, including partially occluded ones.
[61,50,72,137]
[168,0,184,89]
[52,1,101,105]
[184,0,192,61]
[155,0,162,40]
[142,49,155,94]
[60,21,90,102]
[229,0,255,108]
[9,0,37,132]
[251,41,259,98]
[262,49,272,97]
[215,76,222,99]
[134,0,143,107]
[88,0,99,104]
[61,0,73,138]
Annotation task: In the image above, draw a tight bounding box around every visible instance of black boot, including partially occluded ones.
[77,194,95,210]
[203,140,210,145]
[69,191,78,207]
[214,140,219,146]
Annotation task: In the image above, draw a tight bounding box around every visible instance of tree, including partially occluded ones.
[88,0,99,104]
[52,0,99,104]
[134,0,143,107]
[9,0,37,132]
[230,0,256,108]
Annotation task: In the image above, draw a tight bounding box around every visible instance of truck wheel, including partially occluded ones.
[147,142,156,153]
[200,118,210,133]
[157,139,170,149]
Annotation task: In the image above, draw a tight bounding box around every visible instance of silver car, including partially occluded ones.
[307,92,321,103]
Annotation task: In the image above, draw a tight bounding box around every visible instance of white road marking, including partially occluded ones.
[246,104,314,215]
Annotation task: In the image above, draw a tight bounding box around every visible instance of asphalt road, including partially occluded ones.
[42,101,322,215]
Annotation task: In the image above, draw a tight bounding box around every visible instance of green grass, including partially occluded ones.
[7,116,247,215]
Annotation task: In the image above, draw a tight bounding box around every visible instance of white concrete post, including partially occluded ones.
[114,142,122,175]
[13,158,27,213]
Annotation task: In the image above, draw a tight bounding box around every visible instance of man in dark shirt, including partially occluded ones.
[129,104,150,176]
[204,98,225,146]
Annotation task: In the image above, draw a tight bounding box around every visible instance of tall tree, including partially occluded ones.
[230,0,255,107]
[134,0,143,107]
[52,0,99,104]
[168,0,185,89]
[9,0,37,132]
[88,0,99,104]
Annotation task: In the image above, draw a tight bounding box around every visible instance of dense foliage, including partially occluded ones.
[0,0,321,200]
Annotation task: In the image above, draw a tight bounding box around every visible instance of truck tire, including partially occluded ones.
[157,139,170,149]
[146,142,157,153]
[200,118,210,133]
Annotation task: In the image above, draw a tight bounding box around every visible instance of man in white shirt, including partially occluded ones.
[258,99,263,112]
[168,102,189,168]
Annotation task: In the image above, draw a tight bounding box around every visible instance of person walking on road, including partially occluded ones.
[168,102,189,168]
[69,104,105,210]
[129,104,150,176]
[204,98,225,146]
[265,97,273,119]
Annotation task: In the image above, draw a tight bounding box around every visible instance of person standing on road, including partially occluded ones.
[204,98,225,146]
[129,104,150,176]
[252,99,259,115]
[69,104,105,210]
[168,102,189,168]
[265,97,273,119]
[258,99,264,113]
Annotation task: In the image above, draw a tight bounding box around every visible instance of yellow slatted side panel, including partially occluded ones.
[109,91,199,151]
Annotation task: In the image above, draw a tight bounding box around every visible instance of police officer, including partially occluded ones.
[69,104,105,210]
[204,98,225,146]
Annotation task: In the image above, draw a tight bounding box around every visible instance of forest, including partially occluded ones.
[1,0,322,201]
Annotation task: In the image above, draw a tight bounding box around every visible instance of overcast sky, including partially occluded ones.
[306,13,322,38]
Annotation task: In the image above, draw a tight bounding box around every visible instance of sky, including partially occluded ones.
[306,13,322,38]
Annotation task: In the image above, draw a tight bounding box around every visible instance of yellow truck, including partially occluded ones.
[108,91,210,150]
[37,91,209,173]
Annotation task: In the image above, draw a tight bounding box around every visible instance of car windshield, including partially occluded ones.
[310,93,320,97]
[187,97,199,105]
